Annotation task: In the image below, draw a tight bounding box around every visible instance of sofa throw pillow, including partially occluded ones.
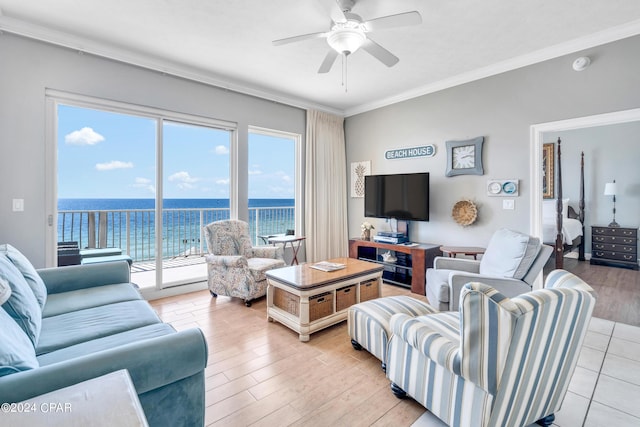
[0,306,39,377]
[479,228,541,280]
[0,244,47,309]
[0,255,42,346]
[0,277,10,305]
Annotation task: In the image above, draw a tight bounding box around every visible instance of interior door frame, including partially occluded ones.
[529,107,640,287]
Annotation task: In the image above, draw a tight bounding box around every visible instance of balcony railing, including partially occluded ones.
[58,207,295,263]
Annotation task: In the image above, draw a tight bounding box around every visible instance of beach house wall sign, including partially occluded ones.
[384,145,436,160]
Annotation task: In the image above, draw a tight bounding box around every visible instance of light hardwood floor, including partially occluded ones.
[150,283,427,427]
[150,260,639,426]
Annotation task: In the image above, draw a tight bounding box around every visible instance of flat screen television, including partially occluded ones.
[364,172,429,221]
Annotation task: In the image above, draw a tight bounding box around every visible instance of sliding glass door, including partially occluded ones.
[50,93,235,290]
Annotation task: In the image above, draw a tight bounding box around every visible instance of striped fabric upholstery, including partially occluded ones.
[347,296,438,364]
[386,270,596,427]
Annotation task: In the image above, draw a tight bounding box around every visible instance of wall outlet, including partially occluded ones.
[12,199,24,212]
[503,199,515,210]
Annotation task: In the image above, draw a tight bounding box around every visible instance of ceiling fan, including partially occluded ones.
[272,0,422,74]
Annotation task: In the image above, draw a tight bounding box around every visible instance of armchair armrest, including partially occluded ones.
[205,254,248,268]
[252,245,283,260]
[390,313,460,373]
[0,328,208,403]
[433,257,480,273]
[37,261,131,295]
[448,272,532,310]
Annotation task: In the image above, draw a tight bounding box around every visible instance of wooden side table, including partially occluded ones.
[439,246,486,260]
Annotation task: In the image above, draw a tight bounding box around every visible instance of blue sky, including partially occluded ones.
[57,104,295,199]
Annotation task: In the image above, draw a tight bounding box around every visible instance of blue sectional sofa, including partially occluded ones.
[0,244,208,426]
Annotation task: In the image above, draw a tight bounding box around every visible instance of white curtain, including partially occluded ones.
[305,109,348,262]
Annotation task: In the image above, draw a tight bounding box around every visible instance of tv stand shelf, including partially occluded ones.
[349,239,441,295]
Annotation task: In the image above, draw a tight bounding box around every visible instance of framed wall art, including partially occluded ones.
[543,143,554,199]
[350,160,371,198]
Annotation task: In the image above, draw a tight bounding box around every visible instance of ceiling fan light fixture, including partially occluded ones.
[327,27,366,55]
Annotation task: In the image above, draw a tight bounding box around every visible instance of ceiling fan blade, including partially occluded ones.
[318,50,339,73]
[363,11,422,32]
[272,32,327,46]
[318,0,348,23]
[361,38,399,67]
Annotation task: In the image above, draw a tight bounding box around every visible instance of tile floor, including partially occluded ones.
[412,317,640,427]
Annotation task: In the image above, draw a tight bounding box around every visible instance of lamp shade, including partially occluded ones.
[604,182,617,196]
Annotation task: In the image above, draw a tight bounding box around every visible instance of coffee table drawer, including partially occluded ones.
[336,285,357,311]
[310,292,333,321]
[360,279,379,302]
[274,287,300,316]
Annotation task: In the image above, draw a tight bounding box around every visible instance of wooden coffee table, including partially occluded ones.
[266,257,383,342]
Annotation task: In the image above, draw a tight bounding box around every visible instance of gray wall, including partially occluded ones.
[0,33,305,267]
[544,122,640,254]
[345,35,640,249]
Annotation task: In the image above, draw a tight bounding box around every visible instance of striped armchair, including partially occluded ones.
[386,270,596,427]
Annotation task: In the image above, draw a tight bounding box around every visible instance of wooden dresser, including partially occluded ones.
[590,226,638,270]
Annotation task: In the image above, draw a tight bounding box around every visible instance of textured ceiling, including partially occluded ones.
[1,0,640,115]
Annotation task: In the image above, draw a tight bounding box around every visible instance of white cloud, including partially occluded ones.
[214,145,229,155]
[168,171,199,190]
[216,178,230,185]
[65,127,105,145]
[168,171,198,183]
[248,169,262,175]
[132,177,155,194]
[95,160,133,171]
[275,171,291,182]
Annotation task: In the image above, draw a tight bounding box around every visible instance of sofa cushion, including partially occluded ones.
[0,255,42,346]
[42,283,142,318]
[37,323,176,366]
[0,244,47,309]
[479,229,541,280]
[36,300,161,355]
[0,306,39,377]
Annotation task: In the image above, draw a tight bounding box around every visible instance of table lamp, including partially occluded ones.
[604,180,619,227]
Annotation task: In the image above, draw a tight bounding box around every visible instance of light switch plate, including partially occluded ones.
[12,199,24,212]
[503,199,515,210]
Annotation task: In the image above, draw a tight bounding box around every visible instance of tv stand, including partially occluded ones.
[349,239,441,295]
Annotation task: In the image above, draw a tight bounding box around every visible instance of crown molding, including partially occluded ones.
[344,19,640,117]
[3,13,640,119]
[0,14,344,117]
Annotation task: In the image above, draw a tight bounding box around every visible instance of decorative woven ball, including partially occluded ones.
[452,200,478,227]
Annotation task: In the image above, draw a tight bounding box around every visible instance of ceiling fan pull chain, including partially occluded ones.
[342,53,348,93]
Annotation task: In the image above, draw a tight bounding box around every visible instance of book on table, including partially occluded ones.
[310,261,346,272]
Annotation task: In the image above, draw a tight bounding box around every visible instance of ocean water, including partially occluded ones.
[58,199,295,261]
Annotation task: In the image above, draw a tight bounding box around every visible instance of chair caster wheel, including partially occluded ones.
[536,414,555,426]
[210,291,217,298]
[390,382,406,399]
[351,339,362,351]
[245,300,252,307]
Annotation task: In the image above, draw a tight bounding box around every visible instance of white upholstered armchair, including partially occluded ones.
[387,269,596,427]
[426,228,553,311]
[203,220,286,307]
